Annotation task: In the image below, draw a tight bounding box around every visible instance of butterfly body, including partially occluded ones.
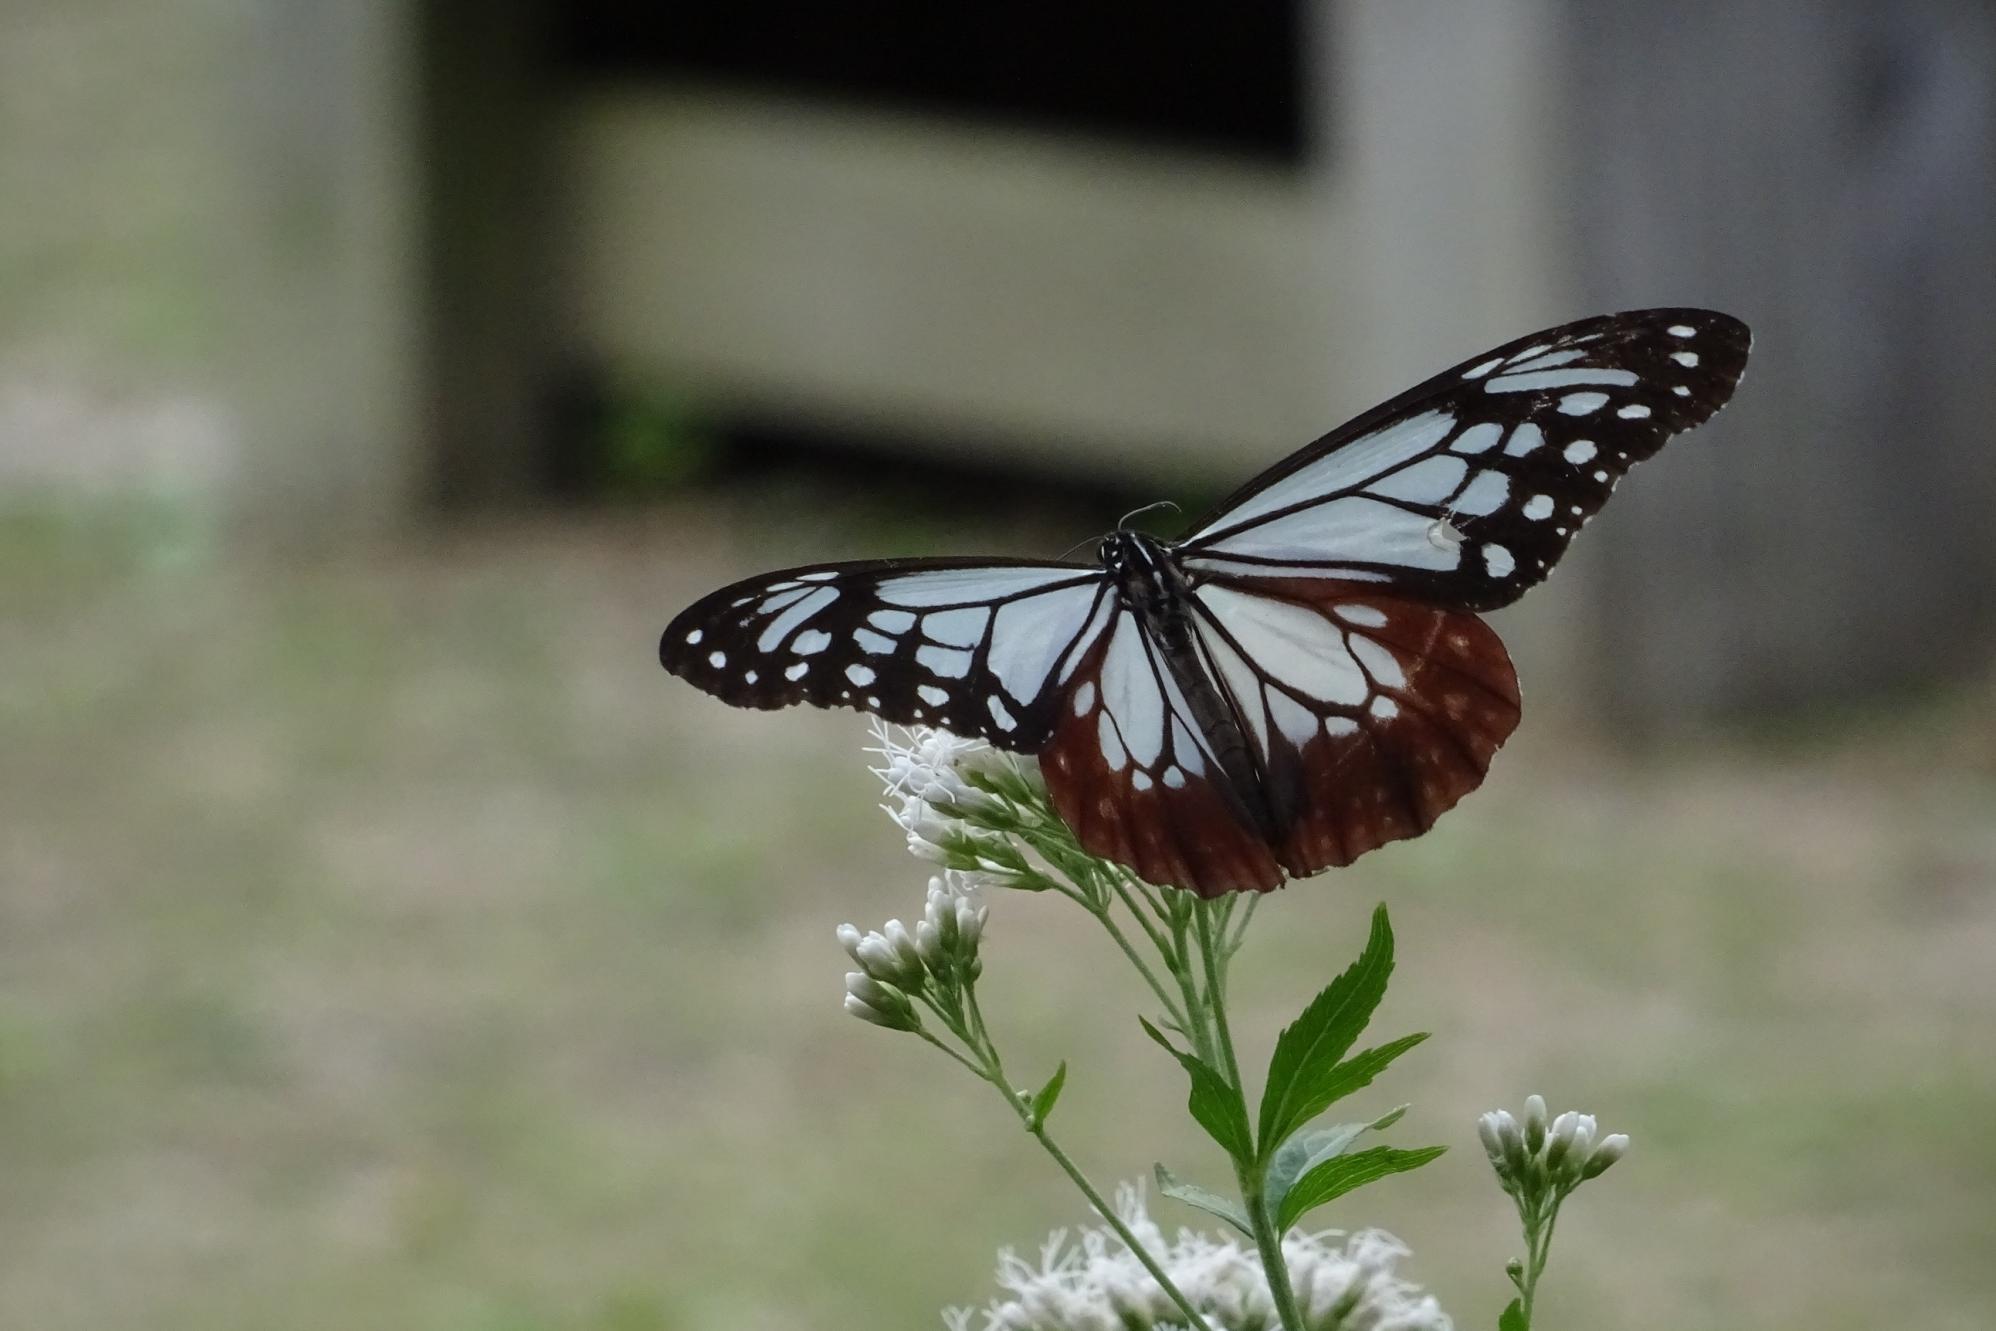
[662,309,1751,896]
[1100,528,1279,844]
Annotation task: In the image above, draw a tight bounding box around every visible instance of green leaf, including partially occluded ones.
[1260,1105,1408,1222]
[1027,1061,1067,1130]
[1263,1030,1430,1159]
[1274,1144,1447,1231]
[1257,905,1395,1155]
[1153,1163,1254,1238]
[1140,1017,1253,1162]
[1499,1297,1529,1331]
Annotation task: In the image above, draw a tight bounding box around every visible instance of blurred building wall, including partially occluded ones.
[4,1,1992,720]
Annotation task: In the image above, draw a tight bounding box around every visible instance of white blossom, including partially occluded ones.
[944,1183,1450,1331]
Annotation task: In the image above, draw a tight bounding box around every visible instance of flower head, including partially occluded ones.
[1480,1097,1628,1196]
[867,721,1049,890]
[944,1183,1451,1331]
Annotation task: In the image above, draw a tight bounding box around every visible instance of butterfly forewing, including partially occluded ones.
[1182,308,1750,611]
[660,559,1111,749]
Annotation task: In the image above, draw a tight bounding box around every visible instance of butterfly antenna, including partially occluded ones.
[1116,499,1182,531]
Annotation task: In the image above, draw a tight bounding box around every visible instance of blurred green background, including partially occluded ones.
[3,4,1994,1329]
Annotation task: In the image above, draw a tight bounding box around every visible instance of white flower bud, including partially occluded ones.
[1581,1132,1630,1179]
[957,898,987,947]
[881,918,926,985]
[842,989,898,1029]
[915,918,947,971]
[1477,1112,1508,1166]
[1494,1110,1527,1177]
[1523,1094,1548,1154]
[835,922,866,964]
[843,973,918,1031]
[1545,1111,1579,1172]
[907,829,951,863]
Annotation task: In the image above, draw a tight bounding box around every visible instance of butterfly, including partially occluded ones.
[661,309,1750,896]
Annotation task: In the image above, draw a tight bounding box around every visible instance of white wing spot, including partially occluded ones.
[685,629,703,645]
[918,684,949,707]
[1558,392,1609,415]
[785,661,809,681]
[1618,403,1652,419]
[1163,766,1187,789]
[987,695,1017,731]
[798,571,838,582]
[1483,544,1516,577]
[917,644,972,678]
[744,670,758,684]
[867,695,881,708]
[854,628,897,655]
[1594,469,1609,482]
[708,651,727,668]
[1673,385,1692,397]
[1072,680,1096,716]
[1370,696,1399,720]
[1555,526,1569,536]
[1523,494,1555,520]
[868,609,916,633]
[1563,439,1598,464]
[1668,324,1696,337]
[1338,605,1388,628]
[846,663,876,687]
[1570,504,1584,515]
[1451,421,1504,455]
[793,629,833,655]
[1503,423,1545,456]
[1326,717,1358,737]
[923,608,989,648]
[1462,356,1503,380]
[1132,770,1154,791]
[1672,350,1700,367]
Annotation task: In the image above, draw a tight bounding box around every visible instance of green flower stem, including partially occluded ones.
[1088,897,1191,1033]
[1194,899,1308,1331]
[1519,1191,1565,1326]
[963,1003,1218,1331]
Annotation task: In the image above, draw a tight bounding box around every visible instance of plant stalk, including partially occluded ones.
[1193,898,1308,1331]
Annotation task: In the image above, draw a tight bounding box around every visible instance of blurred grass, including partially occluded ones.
[0,493,1991,1331]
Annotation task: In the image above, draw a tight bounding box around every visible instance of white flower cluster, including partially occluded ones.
[867,720,1039,889]
[839,875,988,1031]
[944,1185,1451,1331]
[1477,1095,1628,1195]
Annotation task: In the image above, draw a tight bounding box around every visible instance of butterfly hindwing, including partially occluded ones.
[1039,612,1285,895]
[659,559,1111,750]
[1182,309,1751,611]
[1188,576,1521,875]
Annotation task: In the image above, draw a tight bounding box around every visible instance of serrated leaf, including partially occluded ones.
[1027,1061,1067,1130]
[1262,1031,1429,1157]
[1261,1111,1401,1222]
[1140,1016,1252,1162]
[1499,1297,1528,1331]
[1153,1164,1254,1238]
[1257,905,1394,1156]
[1274,1144,1447,1231]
